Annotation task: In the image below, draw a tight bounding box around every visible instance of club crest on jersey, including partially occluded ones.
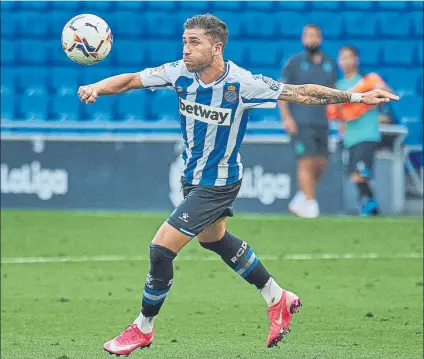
[224,85,238,102]
[179,98,232,126]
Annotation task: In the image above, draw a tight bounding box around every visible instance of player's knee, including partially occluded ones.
[150,244,177,268]
[198,221,226,243]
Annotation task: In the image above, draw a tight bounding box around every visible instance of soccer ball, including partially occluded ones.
[61,14,113,65]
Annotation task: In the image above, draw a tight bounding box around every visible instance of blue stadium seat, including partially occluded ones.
[51,93,82,122]
[115,1,144,11]
[52,45,75,66]
[20,91,49,121]
[16,68,49,94]
[145,12,179,37]
[148,41,181,65]
[224,41,249,66]
[245,1,275,11]
[377,1,409,10]
[52,1,81,10]
[1,68,15,93]
[277,12,309,37]
[81,96,116,122]
[412,1,423,10]
[1,40,15,65]
[81,1,115,12]
[412,12,424,37]
[310,12,343,38]
[343,1,374,10]
[1,12,17,38]
[244,12,277,38]
[113,11,144,38]
[178,2,211,11]
[112,40,146,66]
[276,2,307,11]
[213,12,244,38]
[145,1,177,11]
[211,2,243,11]
[18,12,49,38]
[1,1,19,11]
[147,89,179,122]
[418,71,423,95]
[322,41,345,61]
[310,1,341,10]
[352,41,381,66]
[116,90,147,121]
[52,67,81,95]
[382,41,416,65]
[20,40,50,65]
[344,12,378,37]
[280,40,305,62]
[172,11,195,33]
[392,96,423,146]
[249,108,280,123]
[81,67,116,87]
[247,41,280,67]
[1,91,16,122]
[379,12,412,37]
[381,69,419,96]
[51,10,73,37]
[20,1,50,11]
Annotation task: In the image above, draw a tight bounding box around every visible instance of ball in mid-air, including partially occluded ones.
[61,14,113,65]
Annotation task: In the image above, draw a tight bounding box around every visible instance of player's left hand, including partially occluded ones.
[78,84,99,104]
[360,89,399,105]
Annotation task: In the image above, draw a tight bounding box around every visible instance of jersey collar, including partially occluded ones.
[194,60,230,88]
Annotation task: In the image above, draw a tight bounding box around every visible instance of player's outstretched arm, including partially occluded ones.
[278,84,399,106]
[78,73,144,104]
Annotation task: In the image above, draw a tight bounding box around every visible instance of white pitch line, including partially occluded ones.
[1,253,422,265]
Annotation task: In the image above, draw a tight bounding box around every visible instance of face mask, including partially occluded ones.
[304,45,321,55]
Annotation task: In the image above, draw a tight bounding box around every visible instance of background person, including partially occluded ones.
[279,24,337,219]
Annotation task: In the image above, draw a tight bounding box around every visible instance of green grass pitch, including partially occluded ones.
[1,210,423,359]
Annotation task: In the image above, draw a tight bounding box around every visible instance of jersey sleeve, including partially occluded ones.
[240,73,284,109]
[139,61,181,90]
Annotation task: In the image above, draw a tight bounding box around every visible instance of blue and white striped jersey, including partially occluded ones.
[139,60,284,186]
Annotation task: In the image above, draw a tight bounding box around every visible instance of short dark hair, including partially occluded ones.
[339,45,359,57]
[304,24,322,33]
[184,14,229,47]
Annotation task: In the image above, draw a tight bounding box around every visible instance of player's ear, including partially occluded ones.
[213,42,223,56]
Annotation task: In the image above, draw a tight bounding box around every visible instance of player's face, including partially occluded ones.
[301,27,322,49]
[182,28,219,73]
[338,49,358,73]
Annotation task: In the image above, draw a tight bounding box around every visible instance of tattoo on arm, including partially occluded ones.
[278,84,351,105]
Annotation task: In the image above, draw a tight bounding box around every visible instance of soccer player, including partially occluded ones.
[77,15,398,356]
[327,46,393,216]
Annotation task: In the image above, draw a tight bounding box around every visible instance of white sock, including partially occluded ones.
[133,313,155,334]
[260,277,284,307]
[297,191,306,200]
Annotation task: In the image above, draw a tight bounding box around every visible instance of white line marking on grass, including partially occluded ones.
[1,253,422,265]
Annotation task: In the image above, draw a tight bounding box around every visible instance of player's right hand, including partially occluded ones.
[284,117,297,135]
[78,85,98,104]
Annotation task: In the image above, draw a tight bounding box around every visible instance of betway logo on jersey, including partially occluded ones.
[179,98,232,126]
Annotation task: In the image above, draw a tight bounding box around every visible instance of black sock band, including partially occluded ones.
[199,231,270,289]
[141,244,177,317]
